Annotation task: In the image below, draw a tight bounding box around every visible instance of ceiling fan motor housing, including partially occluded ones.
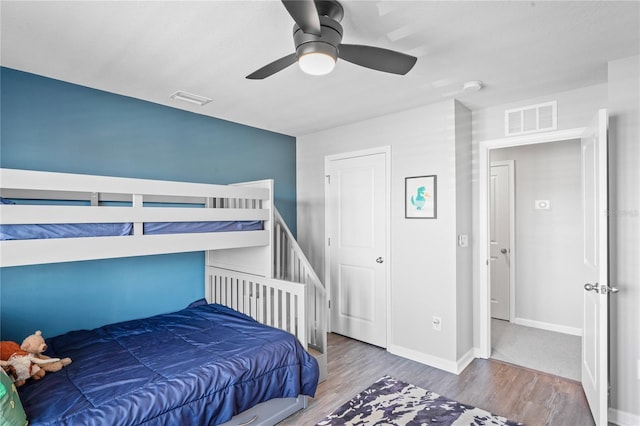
[293,16,343,61]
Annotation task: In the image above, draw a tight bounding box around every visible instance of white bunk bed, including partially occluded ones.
[0,168,316,426]
[0,168,274,268]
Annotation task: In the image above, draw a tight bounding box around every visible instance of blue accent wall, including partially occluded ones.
[0,67,296,341]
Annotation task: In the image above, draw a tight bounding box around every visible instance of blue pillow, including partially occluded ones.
[187,298,208,308]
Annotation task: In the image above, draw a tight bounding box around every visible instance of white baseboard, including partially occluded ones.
[473,347,487,359]
[387,345,474,375]
[456,348,475,373]
[513,317,582,336]
[609,407,640,426]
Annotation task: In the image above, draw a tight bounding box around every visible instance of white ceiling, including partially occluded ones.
[1,1,638,136]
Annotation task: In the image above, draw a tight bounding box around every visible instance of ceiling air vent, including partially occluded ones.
[505,101,557,136]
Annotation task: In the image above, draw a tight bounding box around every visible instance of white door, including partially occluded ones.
[326,149,388,348]
[581,109,610,425]
[490,162,512,321]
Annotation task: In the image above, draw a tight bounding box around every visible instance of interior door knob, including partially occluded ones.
[376,257,384,264]
[584,283,599,292]
[584,282,619,294]
[500,248,507,254]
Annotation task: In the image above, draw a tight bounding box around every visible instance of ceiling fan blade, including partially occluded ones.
[338,44,417,75]
[246,53,298,80]
[282,0,321,36]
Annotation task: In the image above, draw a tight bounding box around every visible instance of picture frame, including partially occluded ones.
[405,175,437,219]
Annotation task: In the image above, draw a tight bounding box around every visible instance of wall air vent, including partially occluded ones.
[170,91,212,107]
[505,101,557,136]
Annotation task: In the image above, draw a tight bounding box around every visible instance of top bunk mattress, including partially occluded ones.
[0,220,263,241]
[18,301,319,426]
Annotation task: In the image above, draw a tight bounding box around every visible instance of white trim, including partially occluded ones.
[324,146,392,348]
[388,345,458,374]
[473,347,486,359]
[477,127,585,359]
[456,348,475,373]
[608,408,640,426]
[514,317,582,337]
[387,345,475,375]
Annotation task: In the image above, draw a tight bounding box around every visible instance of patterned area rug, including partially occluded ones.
[317,376,524,425]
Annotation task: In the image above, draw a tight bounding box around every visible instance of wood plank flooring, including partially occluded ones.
[279,333,594,426]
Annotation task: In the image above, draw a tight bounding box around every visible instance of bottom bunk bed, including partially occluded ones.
[15,300,319,426]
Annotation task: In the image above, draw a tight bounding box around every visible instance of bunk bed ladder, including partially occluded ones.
[273,208,327,382]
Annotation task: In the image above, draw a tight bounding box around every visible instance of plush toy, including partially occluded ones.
[20,330,72,373]
[0,341,46,387]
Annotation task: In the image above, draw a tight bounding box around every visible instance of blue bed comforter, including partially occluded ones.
[18,302,319,425]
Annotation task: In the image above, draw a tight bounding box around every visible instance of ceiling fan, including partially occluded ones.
[246,0,417,79]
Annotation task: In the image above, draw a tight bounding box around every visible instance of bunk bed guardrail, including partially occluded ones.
[0,168,272,267]
[206,266,307,348]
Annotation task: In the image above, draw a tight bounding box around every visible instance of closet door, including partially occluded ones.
[326,148,389,348]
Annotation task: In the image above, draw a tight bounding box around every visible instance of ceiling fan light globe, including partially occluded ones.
[298,52,336,76]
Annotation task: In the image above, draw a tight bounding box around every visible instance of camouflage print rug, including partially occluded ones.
[316,376,524,426]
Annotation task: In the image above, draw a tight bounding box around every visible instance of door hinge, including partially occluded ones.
[328,300,331,309]
[327,237,330,246]
[325,174,331,184]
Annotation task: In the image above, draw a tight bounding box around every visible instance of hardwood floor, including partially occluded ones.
[279,333,594,426]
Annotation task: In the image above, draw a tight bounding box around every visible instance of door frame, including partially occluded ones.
[489,160,516,322]
[477,128,585,358]
[324,146,391,343]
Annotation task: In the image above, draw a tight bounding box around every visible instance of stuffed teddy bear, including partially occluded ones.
[0,341,46,387]
[20,330,72,373]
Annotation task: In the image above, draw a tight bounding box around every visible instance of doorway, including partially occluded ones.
[489,143,583,381]
[478,111,611,424]
[325,147,390,348]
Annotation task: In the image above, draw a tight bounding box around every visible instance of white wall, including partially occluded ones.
[297,100,473,372]
[455,102,474,360]
[607,55,639,424]
[491,140,583,334]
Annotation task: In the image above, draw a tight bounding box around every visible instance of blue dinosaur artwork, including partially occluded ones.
[410,186,429,210]
[406,175,436,218]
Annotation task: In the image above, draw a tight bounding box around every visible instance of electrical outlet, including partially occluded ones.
[432,316,442,331]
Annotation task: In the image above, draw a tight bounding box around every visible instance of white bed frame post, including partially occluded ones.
[132,194,143,236]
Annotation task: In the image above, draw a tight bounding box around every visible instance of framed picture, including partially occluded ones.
[405,175,437,219]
